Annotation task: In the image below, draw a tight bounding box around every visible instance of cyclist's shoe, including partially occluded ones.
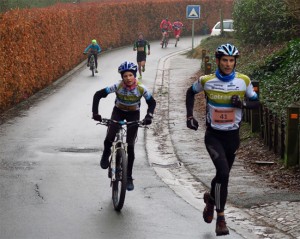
[142,66,145,72]
[127,177,134,191]
[203,192,215,223]
[95,69,98,73]
[216,219,229,236]
[100,150,110,169]
[138,75,142,80]
[87,63,90,67]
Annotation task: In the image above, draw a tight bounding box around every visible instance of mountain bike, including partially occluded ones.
[89,54,96,77]
[83,52,96,76]
[98,118,146,211]
[161,31,170,48]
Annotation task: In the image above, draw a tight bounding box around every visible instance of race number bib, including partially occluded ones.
[212,109,235,124]
[137,47,144,52]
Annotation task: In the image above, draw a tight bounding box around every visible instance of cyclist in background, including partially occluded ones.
[160,17,172,45]
[83,39,101,73]
[185,44,259,236]
[92,61,156,191]
[133,33,150,80]
[172,19,184,41]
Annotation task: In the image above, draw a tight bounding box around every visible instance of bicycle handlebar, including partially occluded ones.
[97,118,148,128]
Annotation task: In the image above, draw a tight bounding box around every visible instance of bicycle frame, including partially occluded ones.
[110,123,127,182]
[162,31,170,48]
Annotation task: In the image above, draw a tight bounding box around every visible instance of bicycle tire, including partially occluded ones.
[164,39,168,48]
[112,148,127,211]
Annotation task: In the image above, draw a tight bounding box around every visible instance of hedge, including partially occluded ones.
[0,0,233,113]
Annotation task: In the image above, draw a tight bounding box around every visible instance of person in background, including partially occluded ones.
[133,33,150,80]
[83,39,101,73]
[172,19,184,41]
[92,61,156,191]
[185,43,260,236]
[159,17,172,45]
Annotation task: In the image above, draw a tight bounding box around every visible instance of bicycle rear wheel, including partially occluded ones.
[112,148,127,211]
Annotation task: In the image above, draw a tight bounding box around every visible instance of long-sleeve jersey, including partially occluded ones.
[93,80,156,115]
[160,20,172,30]
[172,21,183,30]
[186,72,258,131]
[84,44,101,54]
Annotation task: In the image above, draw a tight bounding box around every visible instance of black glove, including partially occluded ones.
[93,113,102,122]
[186,117,199,130]
[142,114,153,125]
[231,95,243,108]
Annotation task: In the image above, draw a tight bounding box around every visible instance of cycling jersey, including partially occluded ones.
[160,20,172,31]
[173,21,183,30]
[191,72,258,131]
[106,81,152,111]
[84,44,101,54]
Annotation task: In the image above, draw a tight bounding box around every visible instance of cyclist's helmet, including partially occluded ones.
[215,43,239,59]
[118,61,137,77]
[92,39,97,44]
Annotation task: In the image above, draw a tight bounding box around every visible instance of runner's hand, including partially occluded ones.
[231,95,243,108]
[186,117,198,130]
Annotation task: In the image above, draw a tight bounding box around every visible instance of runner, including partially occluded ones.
[185,43,260,236]
[172,19,184,41]
[133,33,150,80]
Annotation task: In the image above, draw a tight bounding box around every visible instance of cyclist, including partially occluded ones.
[159,17,172,45]
[185,44,259,236]
[172,19,184,41]
[133,33,150,80]
[92,61,156,191]
[83,39,101,73]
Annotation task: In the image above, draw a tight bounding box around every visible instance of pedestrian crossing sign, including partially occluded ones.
[186,5,200,19]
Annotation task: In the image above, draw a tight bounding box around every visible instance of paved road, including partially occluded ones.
[1,35,299,239]
[0,36,244,239]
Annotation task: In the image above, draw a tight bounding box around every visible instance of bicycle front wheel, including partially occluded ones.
[112,148,127,211]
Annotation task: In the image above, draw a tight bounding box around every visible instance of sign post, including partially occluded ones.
[186,5,201,49]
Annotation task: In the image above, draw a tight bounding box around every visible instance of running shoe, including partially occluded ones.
[203,192,215,223]
[100,150,110,169]
[127,177,134,191]
[216,219,229,236]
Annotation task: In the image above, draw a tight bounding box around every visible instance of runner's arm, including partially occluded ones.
[186,86,196,118]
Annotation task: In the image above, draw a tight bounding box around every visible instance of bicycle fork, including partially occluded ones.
[110,140,127,185]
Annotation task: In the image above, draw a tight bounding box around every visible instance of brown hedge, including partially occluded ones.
[0,0,233,113]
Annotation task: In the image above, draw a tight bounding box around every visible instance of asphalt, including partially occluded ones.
[146,50,300,239]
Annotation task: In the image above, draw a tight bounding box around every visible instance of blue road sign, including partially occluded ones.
[186,5,200,19]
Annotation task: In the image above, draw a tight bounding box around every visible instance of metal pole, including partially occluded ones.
[192,20,195,49]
